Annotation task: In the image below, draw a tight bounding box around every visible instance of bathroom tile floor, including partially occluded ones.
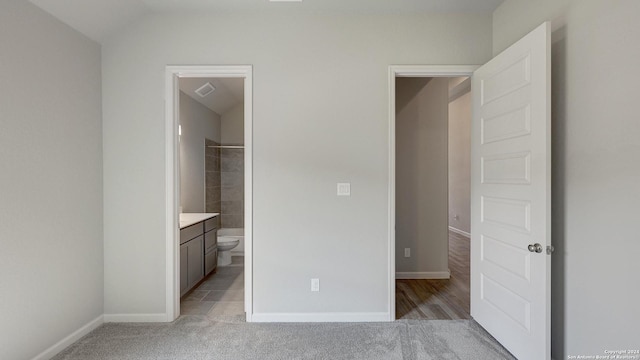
[180,256,245,321]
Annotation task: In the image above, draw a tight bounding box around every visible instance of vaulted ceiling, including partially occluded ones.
[29,0,504,43]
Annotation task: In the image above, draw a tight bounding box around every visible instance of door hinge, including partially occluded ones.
[546,245,555,255]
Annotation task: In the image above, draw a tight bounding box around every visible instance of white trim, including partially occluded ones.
[395,271,451,279]
[448,226,471,238]
[103,313,168,323]
[32,315,103,360]
[251,312,390,323]
[165,65,253,323]
[388,65,478,323]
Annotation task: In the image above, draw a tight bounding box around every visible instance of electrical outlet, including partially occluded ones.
[337,183,351,196]
[453,214,460,221]
[311,278,320,292]
[404,248,411,258]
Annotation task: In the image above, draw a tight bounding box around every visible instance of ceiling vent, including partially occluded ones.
[195,82,215,98]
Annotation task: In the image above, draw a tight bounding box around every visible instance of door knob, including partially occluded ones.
[528,243,543,253]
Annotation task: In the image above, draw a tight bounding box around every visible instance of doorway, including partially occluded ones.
[388,66,476,322]
[165,66,253,322]
[392,73,473,320]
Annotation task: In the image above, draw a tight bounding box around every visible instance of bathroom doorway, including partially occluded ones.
[165,66,253,322]
[392,71,473,320]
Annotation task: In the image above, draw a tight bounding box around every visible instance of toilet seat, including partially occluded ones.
[218,235,241,244]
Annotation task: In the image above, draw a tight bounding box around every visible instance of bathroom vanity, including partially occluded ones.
[179,213,219,297]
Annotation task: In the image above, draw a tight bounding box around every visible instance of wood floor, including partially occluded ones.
[396,230,470,320]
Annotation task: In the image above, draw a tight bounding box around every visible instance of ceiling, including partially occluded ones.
[29,0,505,43]
[179,78,244,115]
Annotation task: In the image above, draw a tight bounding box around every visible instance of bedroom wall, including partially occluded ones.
[0,1,103,359]
[494,1,640,357]
[102,9,493,318]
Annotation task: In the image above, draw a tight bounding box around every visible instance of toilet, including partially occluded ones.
[217,236,240,266]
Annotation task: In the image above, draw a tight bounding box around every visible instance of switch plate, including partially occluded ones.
[311,278,320,292]
[337,183,351,196]
[404,248,411,258]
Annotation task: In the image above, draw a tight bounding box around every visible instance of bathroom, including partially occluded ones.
[178,77,246,317]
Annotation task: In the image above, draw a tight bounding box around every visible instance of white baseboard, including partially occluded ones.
[32,315,103,360]
[103,313,168,323]
[251,312,390,323]
[448,226,470,238]
[396,271,451,279]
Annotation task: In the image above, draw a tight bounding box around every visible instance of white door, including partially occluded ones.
[471,22,551,360]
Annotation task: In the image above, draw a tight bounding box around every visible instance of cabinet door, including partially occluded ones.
[180,243,189,296]
[187,235,204,289]
[205,247,217,276]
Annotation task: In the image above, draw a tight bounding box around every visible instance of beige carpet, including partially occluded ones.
[52,317,515,360]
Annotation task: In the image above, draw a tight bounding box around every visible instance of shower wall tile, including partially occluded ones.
[220,147,244,227]
[206,171,221,187]
[205,139,221,214]
[221,186,243,202]
[221,201,243,215]
[221,215,243,228]
[221,172,243,187]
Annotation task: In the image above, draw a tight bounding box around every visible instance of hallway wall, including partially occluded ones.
[396,77,450,275]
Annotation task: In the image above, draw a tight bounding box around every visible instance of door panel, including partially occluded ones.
[471,22,551,360]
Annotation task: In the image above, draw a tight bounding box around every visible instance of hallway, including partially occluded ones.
[396,231,470,320]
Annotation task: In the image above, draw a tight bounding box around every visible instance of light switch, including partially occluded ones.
[337,183,351,196]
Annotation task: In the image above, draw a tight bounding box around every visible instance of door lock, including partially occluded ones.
[527,243,543,253]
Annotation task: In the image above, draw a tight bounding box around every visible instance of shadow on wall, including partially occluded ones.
[551,25,567,360]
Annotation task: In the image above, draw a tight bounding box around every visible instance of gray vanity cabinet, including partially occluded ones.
[180,223,205,297]
[186,235,204,289]
[204,217,218,276]
[179,215,219,297]
[180,244,188,296]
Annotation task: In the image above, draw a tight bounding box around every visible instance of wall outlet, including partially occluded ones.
[453,214,459,221]
[404,248,411,258]
[337,183,351,196]
[311,278,320,292]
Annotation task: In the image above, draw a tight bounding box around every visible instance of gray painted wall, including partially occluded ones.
[102,10,492,316]
[494,0,640,357]
[395,77,450,274]
[221,103,244,145]
[448,87,471,234]
[0,2,103,359]
[179,91,221,213]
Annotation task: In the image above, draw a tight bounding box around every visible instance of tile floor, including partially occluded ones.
[180,256,245,320]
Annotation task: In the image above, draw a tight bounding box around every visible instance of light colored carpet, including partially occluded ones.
[52,317,515,360]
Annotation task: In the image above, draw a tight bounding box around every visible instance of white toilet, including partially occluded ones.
[217,236,240,266]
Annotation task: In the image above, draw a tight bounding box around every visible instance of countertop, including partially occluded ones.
[179,213,219,229]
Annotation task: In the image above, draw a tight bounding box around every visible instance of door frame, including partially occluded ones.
[388,65,478,320]
[165,65,253,322]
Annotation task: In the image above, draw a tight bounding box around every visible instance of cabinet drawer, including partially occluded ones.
[180,223,203,244]
[204,216,219,232]
[204,230,217,253]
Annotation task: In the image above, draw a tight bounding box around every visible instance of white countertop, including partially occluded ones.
[179,213,219,229]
